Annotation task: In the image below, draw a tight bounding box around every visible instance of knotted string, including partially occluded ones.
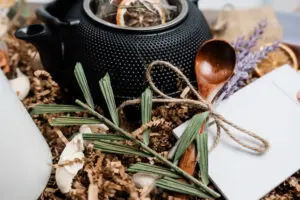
[118,60,269,153]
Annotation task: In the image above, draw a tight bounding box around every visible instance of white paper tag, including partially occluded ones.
[173,65,300,200]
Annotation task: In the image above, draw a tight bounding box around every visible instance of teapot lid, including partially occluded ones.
[83,0,189,32]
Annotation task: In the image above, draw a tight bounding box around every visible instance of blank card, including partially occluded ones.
[208,65,300,200]
[173,64,300,200]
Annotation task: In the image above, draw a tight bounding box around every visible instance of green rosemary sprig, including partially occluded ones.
[31,63,220,198]
[127,162,180,179]
[83,133,126,141]
[76,99,220,198]
[141,88,152,145]
[93,141,150,157]
[156,177,212,198]
[74,63,94,109]
[196,132,209,186]
[30,104,85,115]
[50,116,100,126]
[99,73,119,126]
[127,164,212,198]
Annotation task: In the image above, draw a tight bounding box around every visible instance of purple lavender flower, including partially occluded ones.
[243,19,267,50]
[232,19,268,64]
[231,36,245,50]
[232,19,267,53]
[215,20,279,103]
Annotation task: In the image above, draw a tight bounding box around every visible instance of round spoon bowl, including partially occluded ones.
[195,39,236,99]
[195,39,236,85]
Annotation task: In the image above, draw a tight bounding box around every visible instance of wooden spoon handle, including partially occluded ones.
[178,124,205,176]
[172,124,205,199]
[178,144,197,176]
[170,145,196,200]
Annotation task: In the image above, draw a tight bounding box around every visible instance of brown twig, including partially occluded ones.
[52,158,84,168]
[132,118,165,137]
[54,129,69,145]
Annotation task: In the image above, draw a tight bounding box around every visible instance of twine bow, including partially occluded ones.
[119,60,269,153]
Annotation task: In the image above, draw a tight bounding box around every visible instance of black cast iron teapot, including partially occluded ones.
[15,0,212,105]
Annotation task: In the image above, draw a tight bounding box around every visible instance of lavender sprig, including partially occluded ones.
[216,41,279,102]
[236,43,279,74]
[232,19,268,65]
[232,19,267,53]
[215,19,279,103]
[231,36,245,50]
[243,19,267,50]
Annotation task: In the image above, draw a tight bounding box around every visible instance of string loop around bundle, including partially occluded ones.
[119,60,269,153]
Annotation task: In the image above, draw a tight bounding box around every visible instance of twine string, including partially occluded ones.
[119,60,269,153]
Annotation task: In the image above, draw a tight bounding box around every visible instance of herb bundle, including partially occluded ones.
[31,63,217,198]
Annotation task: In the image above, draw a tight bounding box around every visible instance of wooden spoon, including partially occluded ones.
[194,39,236,102]
[176,39,236,199]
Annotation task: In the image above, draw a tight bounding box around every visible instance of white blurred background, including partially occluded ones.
[25,0,300,12]
[198,0,300,12]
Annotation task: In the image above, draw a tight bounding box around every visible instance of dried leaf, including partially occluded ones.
[30,104,85,115]
[93,141,150,157]
[196,132,209,186]
[173,112,209,163]
[50,116,100,126]
[74,63,94,109]
[127,162,180,179]
[99,73,119,126]
[141,88,152,145]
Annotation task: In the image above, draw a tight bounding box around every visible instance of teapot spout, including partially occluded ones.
[15,24,63,74]
[15,24,48,44]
